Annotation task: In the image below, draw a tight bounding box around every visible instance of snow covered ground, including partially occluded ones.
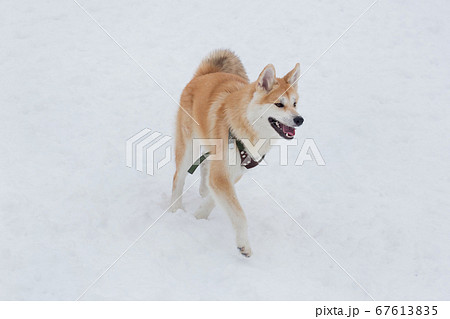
[1,0,450,300]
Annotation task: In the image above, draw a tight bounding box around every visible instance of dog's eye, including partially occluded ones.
[274,103,284,108]
[293,102,297,107]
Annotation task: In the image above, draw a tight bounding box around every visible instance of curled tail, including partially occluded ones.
[193,49,249,82]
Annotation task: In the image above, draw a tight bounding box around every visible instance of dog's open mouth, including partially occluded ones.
[268,117,295,139]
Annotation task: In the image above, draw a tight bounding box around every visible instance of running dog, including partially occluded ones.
[170,49,303,257]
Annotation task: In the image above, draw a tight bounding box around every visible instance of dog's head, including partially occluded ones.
[248,64,303,140]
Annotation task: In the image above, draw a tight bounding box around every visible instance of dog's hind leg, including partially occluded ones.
[209,163,252,257]
[170,122,193,212]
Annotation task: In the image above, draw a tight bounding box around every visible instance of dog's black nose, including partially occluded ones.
[293,116,304,126]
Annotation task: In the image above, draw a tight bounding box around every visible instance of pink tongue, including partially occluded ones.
[282,124,295,137]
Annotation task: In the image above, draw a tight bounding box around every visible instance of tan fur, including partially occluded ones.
[171,49,301,257]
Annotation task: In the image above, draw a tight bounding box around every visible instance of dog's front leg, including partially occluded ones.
[199,160,210,198]
[209,162,252,257]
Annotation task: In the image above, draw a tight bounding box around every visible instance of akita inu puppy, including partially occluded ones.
[171,49,303,257]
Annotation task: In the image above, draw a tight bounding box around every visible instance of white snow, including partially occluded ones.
[1,0,449,300]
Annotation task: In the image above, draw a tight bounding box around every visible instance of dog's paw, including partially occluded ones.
[194,202,212,219]
[169,201,184,213]
[194,209,209,220]
[237,246,252,258]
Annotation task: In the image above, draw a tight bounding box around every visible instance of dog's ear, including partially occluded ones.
[284,63,300,89]
[257,64,276,92]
